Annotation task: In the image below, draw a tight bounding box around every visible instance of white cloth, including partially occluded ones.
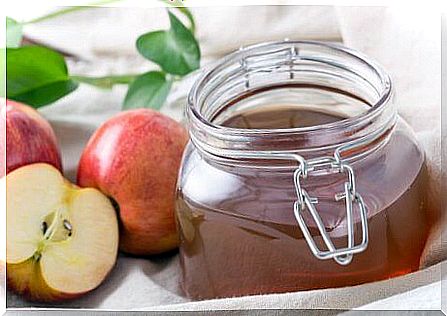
[23,5,342,60]
[7,5,445,311]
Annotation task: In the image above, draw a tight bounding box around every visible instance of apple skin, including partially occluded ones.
[1,100,62,175]
[7,259,80,302]
[77,109,189,255]
[6,164,119,302]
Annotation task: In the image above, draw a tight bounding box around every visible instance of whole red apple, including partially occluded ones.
[77,109,188,255]
[1,100,62,175]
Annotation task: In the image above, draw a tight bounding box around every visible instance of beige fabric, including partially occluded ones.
[145,261,444,311]
[23,5,342,60]
[6,5,444,311]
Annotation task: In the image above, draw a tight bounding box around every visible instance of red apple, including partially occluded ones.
[77,109,188,255]
[1,99,62,175]
[6,163,119,302]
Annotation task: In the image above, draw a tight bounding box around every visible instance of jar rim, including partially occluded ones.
[188,40,393,136]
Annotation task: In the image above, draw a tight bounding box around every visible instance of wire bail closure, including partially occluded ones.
[193,145,370,265]
[187,41,398,267]
[293,154,369,265]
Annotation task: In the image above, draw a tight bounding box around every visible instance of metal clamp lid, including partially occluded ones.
[293,154,368,265]
[188,41,398,265]
[208,140,370,265]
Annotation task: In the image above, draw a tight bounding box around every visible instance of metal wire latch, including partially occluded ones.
[193,134,371,265]
[293,155,369,265]
[204,148,370,265]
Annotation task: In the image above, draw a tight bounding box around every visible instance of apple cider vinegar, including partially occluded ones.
[176,106,428,299]
[176,41,429,300]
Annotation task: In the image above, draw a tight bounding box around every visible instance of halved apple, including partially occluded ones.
[6,163,119,302]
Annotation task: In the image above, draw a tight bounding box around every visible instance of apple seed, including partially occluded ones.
[63,219,73,236]
[41,221,48,235]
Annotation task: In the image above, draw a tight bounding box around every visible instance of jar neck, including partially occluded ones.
[187,41,395,166]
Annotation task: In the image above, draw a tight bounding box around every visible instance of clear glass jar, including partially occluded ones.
[175,41,429,300]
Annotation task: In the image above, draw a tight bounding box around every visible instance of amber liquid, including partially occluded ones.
[177,106,429,300]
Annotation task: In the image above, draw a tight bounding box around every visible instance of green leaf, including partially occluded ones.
[11,81,78,108]
[123,71,172,110]
[136,11,200,76]
[7,46,78,107]
[6,17,23,48]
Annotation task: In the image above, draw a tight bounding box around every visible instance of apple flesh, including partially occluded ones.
[6,163,119,302]
[77,109,188,256]
[1,100,62,175]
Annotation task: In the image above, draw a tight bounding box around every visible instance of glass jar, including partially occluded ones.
[175,41,429,300]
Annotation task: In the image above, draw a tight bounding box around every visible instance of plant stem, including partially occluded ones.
[23,0,195,34]
[177,7,196,35]
[161,0,196,34]
[71,74,138,89]
[23,0,121,25]
[72,72,183,89]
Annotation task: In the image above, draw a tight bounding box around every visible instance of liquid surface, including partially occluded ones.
[177,107,428,300]
[222,106,344,129]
